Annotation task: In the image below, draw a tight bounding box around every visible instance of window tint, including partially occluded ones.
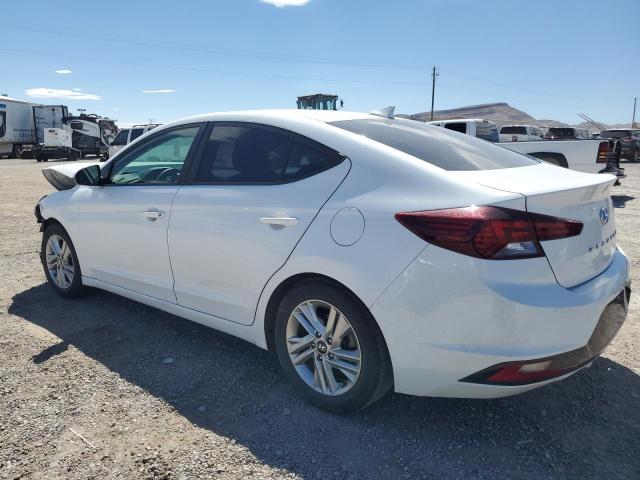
[130,128,144,142]
[500,126,527,135]
[194,124,343,183]
[475,122,499,142]
[443,122,467,134]
[111,130,129,146]
[110,127,199,185]
[330,118,539,171]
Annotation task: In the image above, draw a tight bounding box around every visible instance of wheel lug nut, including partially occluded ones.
[315,331,321,339]
[328,353,334,360]
[310,342,316,349]
[327,337,332,345]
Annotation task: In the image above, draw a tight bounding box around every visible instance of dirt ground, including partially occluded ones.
[1,158,639,480]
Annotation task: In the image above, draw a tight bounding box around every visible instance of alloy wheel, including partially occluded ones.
[45,234,75,289]
[286,300,362,396]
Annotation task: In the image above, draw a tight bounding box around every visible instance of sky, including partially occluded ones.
[1,0,638,126]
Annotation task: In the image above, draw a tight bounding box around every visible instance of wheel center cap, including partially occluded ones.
[316,340,328,355]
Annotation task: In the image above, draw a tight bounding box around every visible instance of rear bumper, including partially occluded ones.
[370,245,630,398]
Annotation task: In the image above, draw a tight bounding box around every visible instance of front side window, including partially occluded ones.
[475,122,499,142]
[194,124,343,183]
[129,128,144,142]
[111,130,129,146]
[331,118,539,171]
[109,126,199,185]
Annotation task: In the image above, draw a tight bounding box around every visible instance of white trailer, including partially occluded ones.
[0,95,38,157]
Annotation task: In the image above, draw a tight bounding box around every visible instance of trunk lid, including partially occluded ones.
[452,163,617,288]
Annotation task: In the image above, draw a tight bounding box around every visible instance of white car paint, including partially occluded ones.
[37,110,630,400]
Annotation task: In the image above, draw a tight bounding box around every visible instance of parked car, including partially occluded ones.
[545,127,591,140]
[599,129,640,162]
[498,125,544,142]
[427,118,499,142]
[109,124,161,158]
[36,110,630,412]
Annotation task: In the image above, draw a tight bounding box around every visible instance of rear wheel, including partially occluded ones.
[41,225,86,298]
[633,148,639,163]
[274,280,392,412]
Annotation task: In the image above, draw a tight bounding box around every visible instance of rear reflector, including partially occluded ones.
[395,206,582,260]
[461,360,579,386]
[596,141,609,163]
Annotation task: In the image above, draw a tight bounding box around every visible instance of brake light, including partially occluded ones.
[395,206,582,260]
[596,141,609,163]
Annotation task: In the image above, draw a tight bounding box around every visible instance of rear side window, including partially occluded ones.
[500,126,527,135]
[194,124,343,183]
[443,122,467,134]
[330,118,539,171]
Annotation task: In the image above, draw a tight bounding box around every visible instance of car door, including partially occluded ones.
[169,122,350,325]
[75,124,203,302]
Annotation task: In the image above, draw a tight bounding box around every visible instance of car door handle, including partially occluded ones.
[259,217,299,227]
[142,210,163,221]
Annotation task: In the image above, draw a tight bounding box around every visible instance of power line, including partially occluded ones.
[2,22,428,72]
[430,66,439,121]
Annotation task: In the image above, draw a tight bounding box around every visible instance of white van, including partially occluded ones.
[426,118,499,142]
[109,124,161,158]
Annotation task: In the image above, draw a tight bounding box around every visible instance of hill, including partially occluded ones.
[399,102,633,131]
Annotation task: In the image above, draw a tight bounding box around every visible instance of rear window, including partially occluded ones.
[500,126,527,135]
[476,122,499,142]
[330,118,539,171]
[443,122,467,134]
[600,130,632,138]
[548,128,576,138]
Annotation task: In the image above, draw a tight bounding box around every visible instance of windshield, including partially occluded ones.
[330,118,539,171]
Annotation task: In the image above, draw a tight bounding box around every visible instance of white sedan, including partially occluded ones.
[36,109,630,412]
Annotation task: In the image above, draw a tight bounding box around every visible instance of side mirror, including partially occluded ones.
[75,165,102,186]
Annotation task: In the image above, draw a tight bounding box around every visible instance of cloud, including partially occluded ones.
[55,69,72,74]
[25,88,101,100]
[261,0,310,7]
[141,89,176,94]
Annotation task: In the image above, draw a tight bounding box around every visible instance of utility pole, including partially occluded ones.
[77,108,86,115]
[632,97,637,128]
[430,66,439,121]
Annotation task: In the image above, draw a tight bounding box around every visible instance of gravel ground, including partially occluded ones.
[1,158,639,480]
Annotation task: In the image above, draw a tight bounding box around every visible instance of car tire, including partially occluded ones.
[274,279,393,412]
[41,224,86,298]
[634,148,640,163]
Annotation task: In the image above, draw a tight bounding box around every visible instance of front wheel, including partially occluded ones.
[41,224,86,298]
[633,148,640,163]
[274,280,393,412]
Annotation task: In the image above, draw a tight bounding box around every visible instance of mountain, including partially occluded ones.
[399,102,633,131]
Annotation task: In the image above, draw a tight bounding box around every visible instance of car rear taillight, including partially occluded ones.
[596,141,609,163]
[395,206,582,260]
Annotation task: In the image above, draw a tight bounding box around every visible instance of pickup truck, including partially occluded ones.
[500,139,624,181]
[427,118,624,182]
[499,125,544,142]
